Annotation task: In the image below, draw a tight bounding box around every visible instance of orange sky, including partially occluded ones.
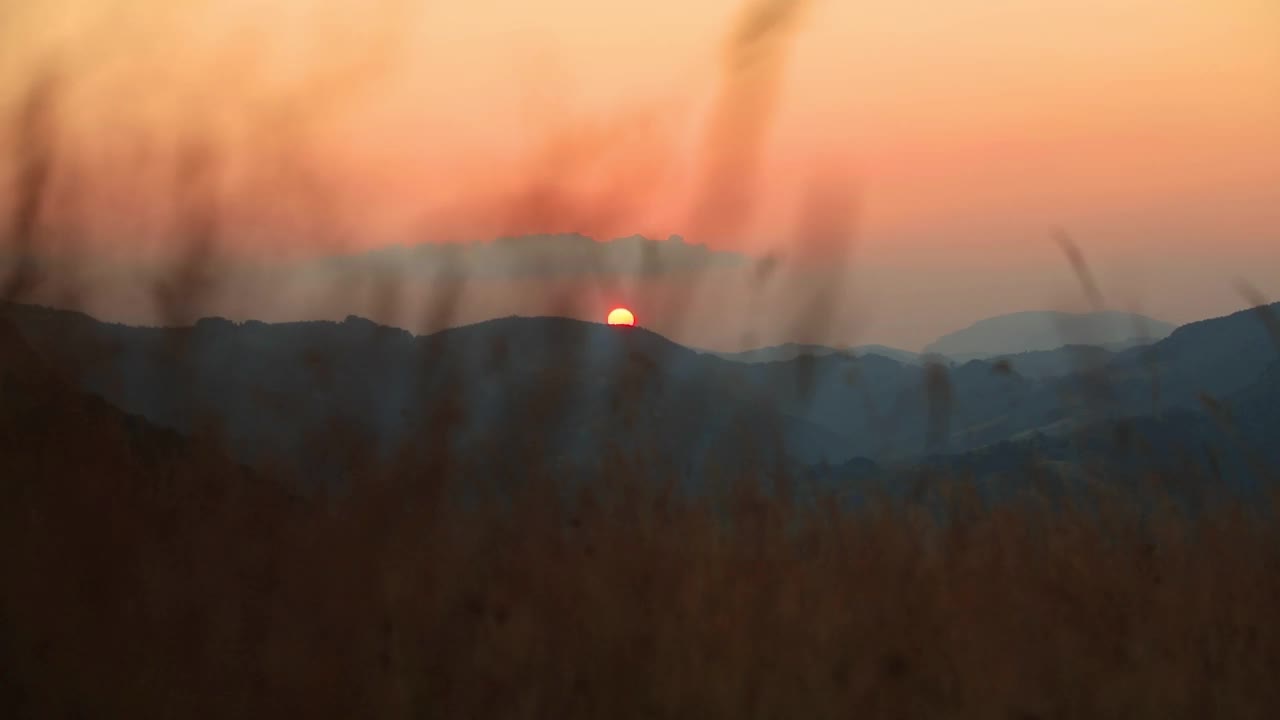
[2,0,1278,348]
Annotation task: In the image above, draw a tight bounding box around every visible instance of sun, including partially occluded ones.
[607,307,636,326]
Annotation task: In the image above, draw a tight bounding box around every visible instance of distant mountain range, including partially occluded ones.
[2,301,1275,490]
[923,310,1174,359]
[710,343,924,366]
[710,311,1175,370]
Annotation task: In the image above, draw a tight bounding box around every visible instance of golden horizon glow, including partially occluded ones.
[607,308,636,326]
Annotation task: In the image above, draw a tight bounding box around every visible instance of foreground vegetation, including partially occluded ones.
[4,360,1279,719]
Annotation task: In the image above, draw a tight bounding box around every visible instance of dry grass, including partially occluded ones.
[3,403,1280,719]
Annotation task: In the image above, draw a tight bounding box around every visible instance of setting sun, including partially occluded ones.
[607,308,636,326]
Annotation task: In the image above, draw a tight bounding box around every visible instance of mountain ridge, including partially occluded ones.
[4,300,1276,484]
[924,310,1174,359]
[710,342,923,365]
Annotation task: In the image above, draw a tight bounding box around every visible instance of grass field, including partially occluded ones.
[4,403,1279,718]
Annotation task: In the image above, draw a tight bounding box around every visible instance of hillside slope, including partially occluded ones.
[925,310,1173,359]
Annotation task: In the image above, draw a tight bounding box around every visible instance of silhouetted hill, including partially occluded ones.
[0,316,263,485]
[924,310,1173,359]
[909,304,1280,494]
[1230,358,1280,437]
[986,344,1116,379]
[712,343,922,365]
[919,362,1280,498]
[0,305,861,482]
[1097,302,1280,409]
[1,317,323,717]
[736,351,1040,459]
[748,302,1279,461]
[3,300,1276,482]
[0,315,50,384]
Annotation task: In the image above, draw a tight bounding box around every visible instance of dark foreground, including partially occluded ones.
[4,422,1280,718]
[3,316,1280,717]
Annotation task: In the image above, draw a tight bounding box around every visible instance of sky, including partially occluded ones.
[1,0,1278,350]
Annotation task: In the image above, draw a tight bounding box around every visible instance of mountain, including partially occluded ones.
[1,316,318,718]
[712,343,922,365]
[0,315,269,500]
[0,304,862,482]
[919,358,1280,497]
[0,302,1003,469]
[746,302,1280,460]
[1097,302,1280,409]
[924,310,1174,359]
[3,300,1275,484]
[987,344,1117,379]
[961,303,1279,445]
[902,302,1280,494]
